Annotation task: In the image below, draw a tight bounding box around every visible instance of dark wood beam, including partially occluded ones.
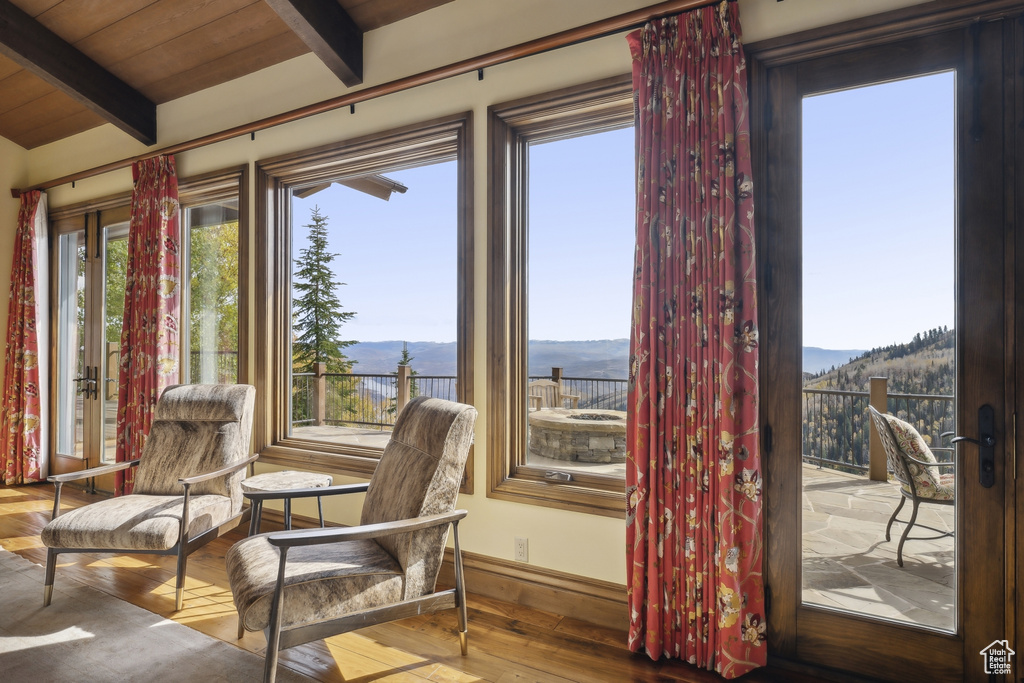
[265,0,362,87]
[0,0,156,145]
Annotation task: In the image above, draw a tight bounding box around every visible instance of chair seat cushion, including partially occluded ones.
[41,494,234,551]
[226,535,404,632]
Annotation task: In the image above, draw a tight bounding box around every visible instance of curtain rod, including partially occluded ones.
[12,0,717,198]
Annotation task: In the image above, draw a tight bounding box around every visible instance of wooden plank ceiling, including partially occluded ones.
[0,0,453,149]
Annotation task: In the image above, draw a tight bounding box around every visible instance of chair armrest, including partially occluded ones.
[47,459,140,483]
[904,454,955,469]
[178,454,259,487]
[267,509,468,548]
[244,482,369,502]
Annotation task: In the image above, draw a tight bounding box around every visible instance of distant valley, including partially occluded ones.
[346,339,631,378]
[348,339,897,381]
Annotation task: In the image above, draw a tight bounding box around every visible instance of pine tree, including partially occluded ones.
[292,205,356,374]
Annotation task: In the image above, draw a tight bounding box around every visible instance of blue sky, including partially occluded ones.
[292,162,458,343]
[291,126,636,344]
[291,72,955,351]
[802,71,955,350]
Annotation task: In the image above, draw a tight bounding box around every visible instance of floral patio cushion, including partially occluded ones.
[881,413,955,502]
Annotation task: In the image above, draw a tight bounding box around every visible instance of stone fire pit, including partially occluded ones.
[528,408,627,463]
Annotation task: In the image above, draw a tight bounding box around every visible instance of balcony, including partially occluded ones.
[801,379,955,630]
[290,365,628,477]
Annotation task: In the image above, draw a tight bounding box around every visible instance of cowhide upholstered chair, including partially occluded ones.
[41,383,257,611]
[867,405,955,567]
[226,396,476,683]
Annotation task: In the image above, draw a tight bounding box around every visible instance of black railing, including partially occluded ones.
[292,370,461,430]
[534,376,629,411]
[802,387,954,473]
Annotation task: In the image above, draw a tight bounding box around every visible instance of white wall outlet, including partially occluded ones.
[514,536,529,562]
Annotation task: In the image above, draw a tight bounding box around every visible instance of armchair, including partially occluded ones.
[225,396,477,683]
[867,406,955,567]
[527,378,580,411]
[40,383,256,610]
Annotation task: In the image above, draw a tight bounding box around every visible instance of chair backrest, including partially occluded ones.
[134,384,256,512]
[528,379,560,409]
[361,396,477,599]
[867,406,913,488]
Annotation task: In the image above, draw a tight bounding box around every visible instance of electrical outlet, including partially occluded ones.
[514,537,529,563]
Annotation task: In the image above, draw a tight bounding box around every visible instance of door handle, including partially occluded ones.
[72,366,99,400]
[949,404,996,488]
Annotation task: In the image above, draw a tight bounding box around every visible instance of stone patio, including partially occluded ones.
[802,464,955,631]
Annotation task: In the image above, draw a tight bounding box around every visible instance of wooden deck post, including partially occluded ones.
[868,376,888,481]
[397,364,411,416]
[314,362,327,426]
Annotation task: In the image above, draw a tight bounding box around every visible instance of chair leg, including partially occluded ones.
[237,617,245,640]
[453,524,468,656]
[264,549,289,683]
[284,499,292,531]
[43,548,57,606]
[175,546,189,611]
[248,501,261,536]
[316,496,325,528]
[885,496,906,542]
[896,499,920,568]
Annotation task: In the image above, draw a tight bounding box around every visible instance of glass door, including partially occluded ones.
[52,208,130,482]
[761,25,1009,682]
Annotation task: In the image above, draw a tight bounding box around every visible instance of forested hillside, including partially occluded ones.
[804,327,953,396]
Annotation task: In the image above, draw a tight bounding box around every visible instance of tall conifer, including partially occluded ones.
[292,205,355,373]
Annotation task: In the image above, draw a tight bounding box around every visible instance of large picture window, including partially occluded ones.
[255,115,473,482]
[488,76,633,516]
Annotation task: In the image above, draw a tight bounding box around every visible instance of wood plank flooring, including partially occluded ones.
[0,483,815,682]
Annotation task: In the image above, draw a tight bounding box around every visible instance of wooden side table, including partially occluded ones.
[241,470,333,535]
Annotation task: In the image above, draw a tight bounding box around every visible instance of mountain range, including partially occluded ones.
[346,339,631,378]
[349,340,871,379]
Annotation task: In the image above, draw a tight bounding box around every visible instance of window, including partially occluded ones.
[255,114,473,482]
[180,170,246,384]
[488,76,633,516]
[48,167,247,471]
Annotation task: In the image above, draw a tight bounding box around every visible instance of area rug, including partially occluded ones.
[0,548,310,682]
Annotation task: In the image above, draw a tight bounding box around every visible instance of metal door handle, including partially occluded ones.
[949,404,996,488]
[72,366,99,400]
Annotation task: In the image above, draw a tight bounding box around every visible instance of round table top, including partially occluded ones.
[241,470,333,493]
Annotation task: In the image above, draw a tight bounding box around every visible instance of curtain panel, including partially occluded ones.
[2,190,49,485]
[115,156,181,495]
[625,2,764,678]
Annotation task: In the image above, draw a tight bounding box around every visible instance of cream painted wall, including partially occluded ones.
[0,137,28,395]
[6,0,931,585]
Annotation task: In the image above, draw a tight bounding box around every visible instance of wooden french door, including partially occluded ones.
[50,206,130,490]
[757,19,1016,683]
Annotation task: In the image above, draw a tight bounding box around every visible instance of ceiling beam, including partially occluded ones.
[0,0,156,145]
[265,0,362,87]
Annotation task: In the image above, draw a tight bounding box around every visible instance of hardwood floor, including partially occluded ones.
[0,483,814,682]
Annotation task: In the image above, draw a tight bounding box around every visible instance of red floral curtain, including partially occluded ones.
[115,156,181,494]
[2,190,48,484]
[625,3,764,678]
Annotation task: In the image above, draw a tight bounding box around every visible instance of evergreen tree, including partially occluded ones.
[292,206,356,374]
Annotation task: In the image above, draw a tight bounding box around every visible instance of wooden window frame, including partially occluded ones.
[253,113,475,487]
[487,75,632,517]
[47,165,250,386]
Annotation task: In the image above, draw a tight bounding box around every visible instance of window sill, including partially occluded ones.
[488,470,625,518]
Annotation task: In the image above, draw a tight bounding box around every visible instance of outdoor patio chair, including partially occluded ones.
[40,383,257,610]
[527,378,580,411]
[867,406,955,567]
[225,396,477,683]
